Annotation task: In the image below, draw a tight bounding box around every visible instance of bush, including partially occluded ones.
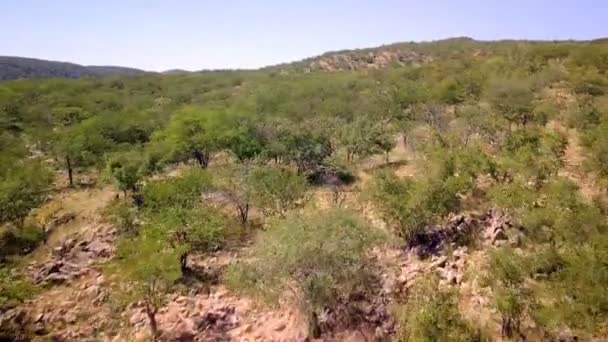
[485,248,530,339]
[0,161,53,225]
[0,224,44,259]
[225,209,384,335]
[397,276,485,342]
[529,235,608,335]
[246,165,309,216]
[0,265,37,309]
[142,167,212,212]
[369,164,470,242]
[105,200,138,236]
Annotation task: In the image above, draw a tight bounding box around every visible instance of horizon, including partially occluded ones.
[1,1,607,72]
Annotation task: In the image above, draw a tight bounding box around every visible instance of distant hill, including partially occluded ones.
[0,56,146,80]
[161,69,191,75]
[273,37,608,72]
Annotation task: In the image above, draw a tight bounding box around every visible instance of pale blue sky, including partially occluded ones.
[1,1,606,71]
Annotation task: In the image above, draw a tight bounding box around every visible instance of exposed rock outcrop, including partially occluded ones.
[29,224,115,285]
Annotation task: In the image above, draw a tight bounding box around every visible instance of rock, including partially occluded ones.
[130,310,147,325]
[175,296,189,304]
[95,275,106,285]
[453,246,468,259]
[274,322,286,331]
[33,322,48,335]
[455,272,464,284]
[65,313,77,324]
[345,331,367,342]
[557,328,577,342]
[84,285,100,297]
[169,319,196,341]
[508,233,523,247]
[430,255,447,269]
[34,313,45,323]
[446,269,458,285]
[491,229,508,244]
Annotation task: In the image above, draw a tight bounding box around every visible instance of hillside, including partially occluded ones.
[0,56,146,80]
[276,37,607,72]
[1,38,608,341]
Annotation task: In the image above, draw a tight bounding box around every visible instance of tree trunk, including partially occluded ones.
[145,302,158,341]
[385,150,390,164]
[237,203,249,226]
[66,156,74,186]
[501,317,514,339]
[180,252,189,273]
[193,149,209,168]
[123,190,128,200]
[308,311,321,338]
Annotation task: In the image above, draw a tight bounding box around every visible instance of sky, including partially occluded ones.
[1,1,607,71]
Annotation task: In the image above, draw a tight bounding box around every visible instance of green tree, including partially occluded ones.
[0,161,53,225]
[106,150,146,199]
[155,206,226,272]
[246,166,309,216]
[485,78,535,128]
[53,121,111,186]
[111,227,182,340]
[225,209,384,337]
[155,107,228,168]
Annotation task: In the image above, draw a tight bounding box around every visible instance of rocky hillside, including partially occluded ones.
[275,37,608,72]
[0,56,146,80]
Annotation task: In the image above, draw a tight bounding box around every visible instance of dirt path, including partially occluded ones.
[558,128,599,202]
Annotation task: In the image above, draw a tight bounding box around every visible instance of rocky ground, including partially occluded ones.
[2,135,588,342]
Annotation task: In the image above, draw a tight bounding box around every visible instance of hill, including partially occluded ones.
[1,38,608,341]
[0,56,146,80]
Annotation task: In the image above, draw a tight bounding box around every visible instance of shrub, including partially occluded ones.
[0,161,53,225]
[105,200,138,236]
[0,265,37,309]
[369,167,470,242]
[485,248,530,339]
[225,209,384,335]
[246,165,309,216]
[529,235,608,335]
[397,276,485,342]
[142,167,212,212]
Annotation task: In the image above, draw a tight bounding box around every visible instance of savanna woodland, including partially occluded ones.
[2,38,608,341]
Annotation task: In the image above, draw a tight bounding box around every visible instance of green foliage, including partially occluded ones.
[581,119,608,182]
[110,226,183,336]
[497,128,566,186]
[106,149,147,193]
[369,155,471,241]
[397,276,485,342]
[338,115,395,161]
[485,78,535,126]
[153,107,229,167]
[155,206,226,255]
[105,200,138,236]
[142,168,212,212]
[246,165,309,216]
[0,265,37,309]
[529,236,608,334]
[0,161,53,225]
[225,209,383,331]
[484,248,530,338]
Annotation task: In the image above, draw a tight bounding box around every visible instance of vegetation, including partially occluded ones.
[2,38,608,340]
[397,276,485,342]
[225,209,384,336]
